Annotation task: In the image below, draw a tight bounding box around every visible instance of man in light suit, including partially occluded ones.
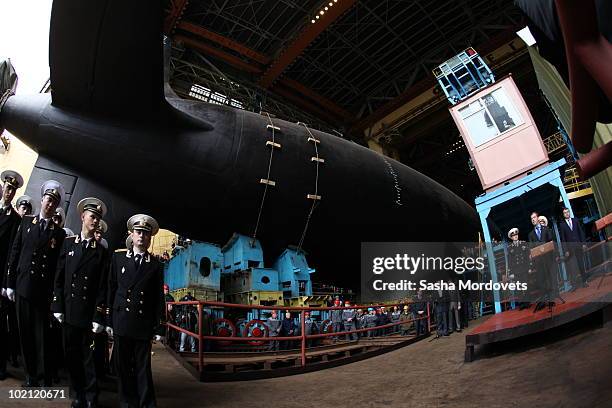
[558,207,588,286]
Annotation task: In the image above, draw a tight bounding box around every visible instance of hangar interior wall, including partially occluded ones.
[528,46,612,233]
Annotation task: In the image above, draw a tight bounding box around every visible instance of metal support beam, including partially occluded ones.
[271,84,342,125]
[175,34,263,74]
[279,78,353,122]
[177,21,271,65]
[349,26,520,134]
[258,0,358,88]
[164,0,189,35]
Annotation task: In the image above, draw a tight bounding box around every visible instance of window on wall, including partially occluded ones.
[188,84,244,109]
[458,87,523,147]
[199,257,211,278]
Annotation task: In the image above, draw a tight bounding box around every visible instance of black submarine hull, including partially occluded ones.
[2,92,479,286]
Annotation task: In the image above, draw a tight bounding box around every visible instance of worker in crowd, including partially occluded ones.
[302,311,318,348]
[267,310,282,351]
[400,305,412,336]
[280,311,295,350]
[330,299,343,342]
[365,308,377,337]
[410,290,428,336]
[342,300,358,341]
[163,284,176,349]
[391,306,401,333]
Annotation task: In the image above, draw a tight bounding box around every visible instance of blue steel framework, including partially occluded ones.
[475,158,572,313]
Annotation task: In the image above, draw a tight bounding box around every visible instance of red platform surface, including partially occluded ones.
[465,273,612,361]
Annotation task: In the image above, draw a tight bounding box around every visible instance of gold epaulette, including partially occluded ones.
[115,248,128,253]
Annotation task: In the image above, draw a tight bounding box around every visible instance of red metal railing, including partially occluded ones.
[165,300,430,374]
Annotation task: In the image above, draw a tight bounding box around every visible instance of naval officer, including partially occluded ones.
[106,214,164,408]
[15,195,33,218]
[6,180,67,387]
[52,198,109,407]
[0,170,24,380]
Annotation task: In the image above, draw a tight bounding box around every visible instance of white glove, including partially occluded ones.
[105,326,114,338]
[153,335,163,342]
[6,288,15,302]
[1,288,6,297]
[53,313,64,323]
[92,322,104,334]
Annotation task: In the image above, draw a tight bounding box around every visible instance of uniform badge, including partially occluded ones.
[27,227,30,233]
[121,266,125,274]
[91,240,96,249]
[32,217,37,225]
[51,238,57,249]
[68,250,74,256]
[5,208,10,216]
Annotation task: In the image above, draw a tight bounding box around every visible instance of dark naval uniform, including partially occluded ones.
[0,201,21,378]
[52,234,109,404]
[7,214,66,385]
[107,248,164,408]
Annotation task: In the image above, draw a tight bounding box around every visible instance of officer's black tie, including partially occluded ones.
[134,254,142,268]
[38,218,46,236]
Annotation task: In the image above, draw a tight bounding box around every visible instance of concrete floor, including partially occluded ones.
[2,316,612,408]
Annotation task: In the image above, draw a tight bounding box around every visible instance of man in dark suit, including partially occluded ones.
[6,180,67,387]
[0,170,24,380]
[558,207,588,286]
[527,212,556,307]
[106,214,164,408]
[52,198,109,408]
[527,212,554,243]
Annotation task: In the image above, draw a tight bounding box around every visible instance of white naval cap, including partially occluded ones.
[40,180,65,203]
[96,219,108,234]
[54,207,66,227]
[508,227,519,239]
[127,214,159,236]
[16,195,33,208]
[77,197,107,218]
[1,170,24,189]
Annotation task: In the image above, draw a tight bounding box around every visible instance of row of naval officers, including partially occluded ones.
[0,170,164,408]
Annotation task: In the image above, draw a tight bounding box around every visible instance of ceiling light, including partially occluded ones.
[311,19,316,23]
[320,10,324,15]
[316,15,320,19]
[329,2,333,6]
[325,6,328,10]
[516,26,536,46]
